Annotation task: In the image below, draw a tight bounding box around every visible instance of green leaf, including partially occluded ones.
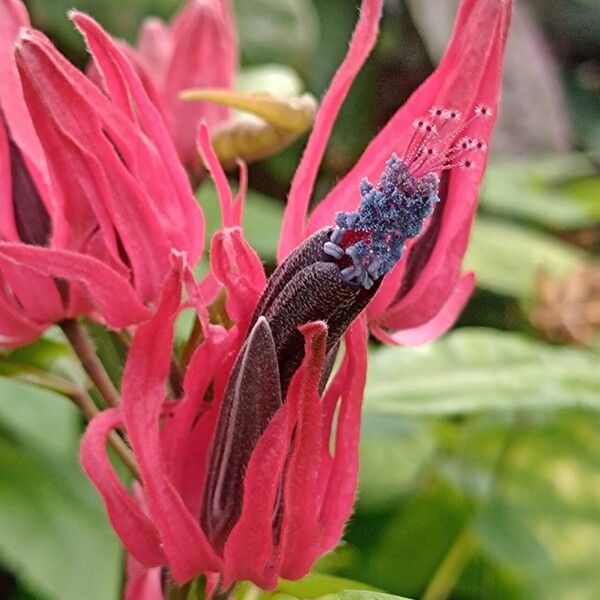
[306,0,379,167]
[0,378,121,599]
[464,216,583,298]
[480,156,600,228]
[0,376,79,456]
[444,413,600,600]
[565,69,600,157]
[197,181,283,260]
[474,499,550,568]
[274,573,380,597]
[0,438,121,600]
[265,590,411,600]
[237,574,402,600]
[364,328,600,417]
[233,0,319,70]
[1,331,86,386]
[308,593,412,600]
[29,0,179,59]
[561,175,600,218]
[361,485,469,597]
[359,417,435,507]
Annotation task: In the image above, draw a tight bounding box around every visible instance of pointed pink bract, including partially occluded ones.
[0,243,151,327]
[80,408,165,567]
[277,0,384,262]
[120,266,221,583]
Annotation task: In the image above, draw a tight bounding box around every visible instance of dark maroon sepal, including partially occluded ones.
[201,316,282,552]
[6,128,51,247]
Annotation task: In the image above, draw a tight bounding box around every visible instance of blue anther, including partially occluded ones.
[327,154,440,289]
[330,228,345,245]
[340,265,357,282]
[362,271,374,290]
[323,241,345,259]
[367,258,381,279]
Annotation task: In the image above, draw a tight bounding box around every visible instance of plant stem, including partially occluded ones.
[166,581,191,600]
[107,431,140,479]
[181,315,203,370]
[421,415,526,600]
[169,355,184,398]
[66,382,101,421]
[421,528,477,600]
[60,318,121,409]
[68,386,140,480]
[13,367,139,479]
[166,577,217,600]
[57,319,139,477]
[212,584,235,600]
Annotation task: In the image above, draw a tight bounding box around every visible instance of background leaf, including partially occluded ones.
[464,217,584,298]
[0,378,121,600]
[480,156,600,228]
[364,328,600,417]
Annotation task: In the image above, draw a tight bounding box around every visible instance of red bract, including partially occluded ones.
[0,4,204,346]
[123,0,237,170]
[81,0,511,595]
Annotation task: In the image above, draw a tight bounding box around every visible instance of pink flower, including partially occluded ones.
[123,0,237,171]
[279,0,512,346]
[80,0,511,596]
[0,3,204,346]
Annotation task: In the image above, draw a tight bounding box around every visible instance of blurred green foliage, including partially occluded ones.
[2,0,600,599]
[0,371,121,599]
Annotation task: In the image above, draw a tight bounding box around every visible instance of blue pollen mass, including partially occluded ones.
[324,153,440,289]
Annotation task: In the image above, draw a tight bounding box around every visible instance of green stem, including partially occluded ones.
[421,528,477,600]
[60,318,121,409]
[69,386,140,480]
[422,414,525,600]
[11,367,139,479]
